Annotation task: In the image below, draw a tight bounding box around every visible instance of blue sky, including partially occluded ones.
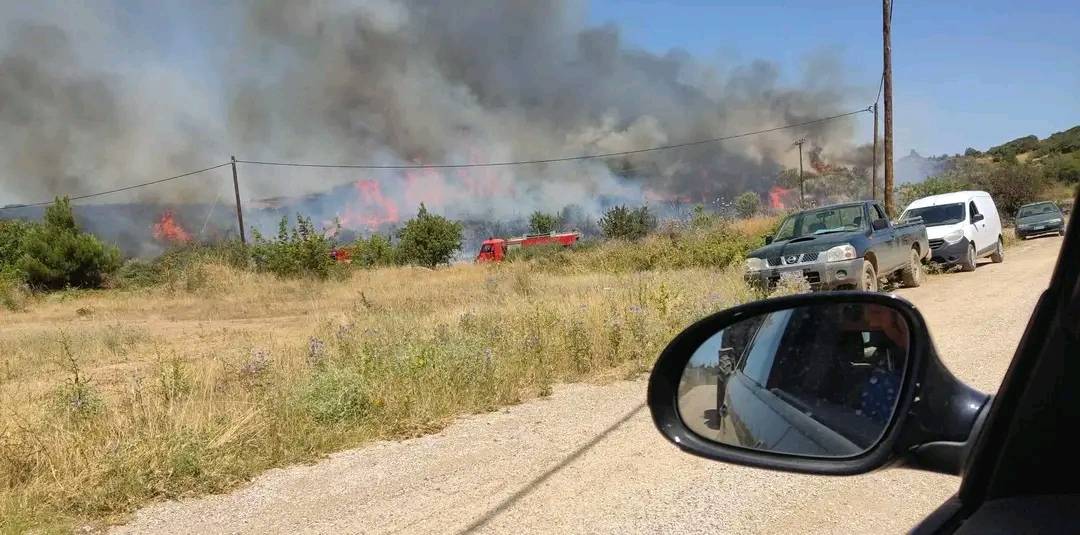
[588,0,1080,157]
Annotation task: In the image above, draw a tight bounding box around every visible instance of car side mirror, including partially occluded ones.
[764,235,774,245]
[972,213,985,223]
[872,219,889,231]
[647,292,990,476]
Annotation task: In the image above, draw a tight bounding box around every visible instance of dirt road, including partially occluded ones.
[114,235,1062,535]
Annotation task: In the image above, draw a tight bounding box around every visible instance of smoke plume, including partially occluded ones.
[1,0,864,235]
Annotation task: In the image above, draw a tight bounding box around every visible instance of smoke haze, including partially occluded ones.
[1,0,866,232]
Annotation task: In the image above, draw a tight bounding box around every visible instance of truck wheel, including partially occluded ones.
[990,238,1004,263]
[900,248,923,287]
[858,261,879,292]
[961,243,977,272]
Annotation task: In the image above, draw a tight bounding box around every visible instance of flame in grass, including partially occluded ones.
[152,210,192,243]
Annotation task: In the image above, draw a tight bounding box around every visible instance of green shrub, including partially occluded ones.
[528,211,559,234]
[296,366,373,424]
[598,205,656,241]
[898,175,969,211]
[349,234,398,268]
[250,215,338,279]
[0,219,32,275]
[734,192,761,218]
[395,204,463,268]
[15,197,121,290]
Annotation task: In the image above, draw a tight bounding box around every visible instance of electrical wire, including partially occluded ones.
[0,162,232,211]
[1,107,872,212]
[234,108,871,170]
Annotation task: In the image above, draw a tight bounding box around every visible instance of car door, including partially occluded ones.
[867,203,901,271]
[968,199,991,254]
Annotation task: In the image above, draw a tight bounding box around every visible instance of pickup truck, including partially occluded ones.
[745,200,929,292]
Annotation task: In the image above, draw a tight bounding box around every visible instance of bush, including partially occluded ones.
[349,234,397,268]
[395,204,464,268]
[898,175,968,210]
[598,205,656,241]
[15,197,121,290]
[734,192,761,218]
[0,219,32,275]
[976,161,1048,216]
[250,215,338,279]
[528,211,559,234]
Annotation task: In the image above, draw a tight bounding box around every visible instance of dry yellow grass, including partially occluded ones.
[0,260,754,532]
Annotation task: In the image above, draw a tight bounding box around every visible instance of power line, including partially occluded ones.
[235,108,871,170]
[1,108,871,212]
[0,162,232,211]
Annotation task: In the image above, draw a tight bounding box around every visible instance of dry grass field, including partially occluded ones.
[0,257,756,532]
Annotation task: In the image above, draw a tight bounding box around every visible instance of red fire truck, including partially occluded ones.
[475,231,581,262]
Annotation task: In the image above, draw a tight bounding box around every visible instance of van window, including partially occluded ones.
[969,201,980,220]
[900,203,965,227]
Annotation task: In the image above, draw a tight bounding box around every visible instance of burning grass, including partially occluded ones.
[0,257,756,531]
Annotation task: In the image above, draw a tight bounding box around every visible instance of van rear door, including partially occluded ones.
[969,196,998,254]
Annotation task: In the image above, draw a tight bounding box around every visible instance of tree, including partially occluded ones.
[734,192,761,218]
[350,234,397,267]
[964,147,981,157]
[528,211,558,234]
[396,203,464,268]
[250,214,337,279]
[974,161,1048,216]
[0,219,32,276]
[16,197,121,289]
[598,205,656,240]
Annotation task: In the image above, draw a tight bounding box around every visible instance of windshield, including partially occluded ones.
[1017,202,1060,218]
[773,205,866,241]
[901,203,965,227]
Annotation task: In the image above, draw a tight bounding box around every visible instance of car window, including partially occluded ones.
[969,201,980,219]
[739,310,794,386]
[873,204,887,221]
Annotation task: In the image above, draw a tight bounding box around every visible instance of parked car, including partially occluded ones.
[745,200,929,292]
[1014,201,1065,239]
[648,186,1080,532]
[898,191,1003,272]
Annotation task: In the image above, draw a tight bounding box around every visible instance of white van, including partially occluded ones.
[898,191,1003,271]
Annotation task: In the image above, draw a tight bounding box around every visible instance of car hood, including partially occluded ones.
[1017,213,1062,226]
[750,232,860,259]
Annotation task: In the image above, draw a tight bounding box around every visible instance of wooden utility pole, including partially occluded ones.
[872,102,879,201]
[230,156,247,245]
[883,0,894,215]
[794,139,806,207]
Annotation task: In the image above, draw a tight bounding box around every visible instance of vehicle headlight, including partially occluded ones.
[943,229,965,244]
[823,244,857,262]
[745,257,767,272]
[1049,218,1063,224]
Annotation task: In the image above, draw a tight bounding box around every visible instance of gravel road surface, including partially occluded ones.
[113,235,1062,535]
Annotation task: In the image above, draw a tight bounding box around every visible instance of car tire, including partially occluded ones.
[961,243,977,272]
[858,261,879,292]
[990,238,1004,263]
[900,247,923,287]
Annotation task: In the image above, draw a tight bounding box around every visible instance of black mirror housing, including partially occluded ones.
[764,234,774,245]
[972,213,985,223]
[647,291,990,476]
[872,219,889,231]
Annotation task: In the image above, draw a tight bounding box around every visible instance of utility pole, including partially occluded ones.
[883,0,895,215]
[872,102,879,201]
[230,156,247,245]
[793,139,806,207]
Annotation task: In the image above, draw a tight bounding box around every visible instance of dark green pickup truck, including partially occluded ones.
[744,201,929,292]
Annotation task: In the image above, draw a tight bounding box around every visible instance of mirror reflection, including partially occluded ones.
[677,303,910,458]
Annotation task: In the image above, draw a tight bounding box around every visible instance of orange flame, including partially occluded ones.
[337,179,401,229]
[153,210,192,243]
[768,186,797,210]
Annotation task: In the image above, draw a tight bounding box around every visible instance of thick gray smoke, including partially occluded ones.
[1,0,862,233]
